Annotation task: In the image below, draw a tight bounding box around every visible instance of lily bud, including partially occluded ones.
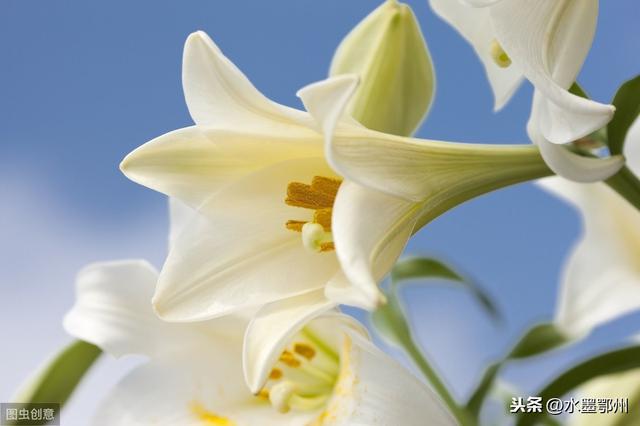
[330,0,435,137]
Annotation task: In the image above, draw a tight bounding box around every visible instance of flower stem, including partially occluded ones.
[605,165,640,212]
[402,335,477,426]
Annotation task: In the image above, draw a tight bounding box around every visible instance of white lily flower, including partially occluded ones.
[429,0,622,181]
[121,31,552,328]
[539,118,640,337]
[63,260,457,426]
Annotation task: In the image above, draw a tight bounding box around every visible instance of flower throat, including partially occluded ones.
[284,176,342,253]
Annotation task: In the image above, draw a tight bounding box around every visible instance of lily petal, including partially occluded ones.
[153,157,341,322]
[327,121,547,202]
[429,0,522,110]
[182,31,311,131]
[168,198,195,250]
[297,74,361,137]
[63,261,212,359]
[243,289,337,393]
[623,116,640,173]
[540,177,640,336]
[332,181,419,308]
[491,0,614,143]
[93,350,314,426]
[121,126,321,207]
[529,94,623,182]
[325,271,380,310]
[535,136,623,182]
[323,331,457,426]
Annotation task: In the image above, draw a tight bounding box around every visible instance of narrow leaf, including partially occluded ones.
[391,257,500,320]
[517,345,640,426]
[466,323,570,416]
[13,340,101,406]
[608,75,640,155]
[508,323,570,359]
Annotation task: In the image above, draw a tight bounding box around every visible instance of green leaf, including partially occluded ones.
[517,345,640,426]
[13,340,101,406]
[608,75,640,156]
[508,323,571,359]
[466,362,502,416]
[466,323,570,416]
[391,257,500,320]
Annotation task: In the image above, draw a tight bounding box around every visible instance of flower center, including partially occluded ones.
[259,328,340,414]
[490,39,511,68]
[284,176,342,253]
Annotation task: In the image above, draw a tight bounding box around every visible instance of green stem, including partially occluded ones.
[605,165,640,212]
[403,336,477,426]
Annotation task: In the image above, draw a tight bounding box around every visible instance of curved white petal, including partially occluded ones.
[540,178,640,336]
[328,121,545,202]
[168,198,195,251]
[297,74,361,137]
[63,261,211,359]
[623,116,640,174]
[332,182,420,309]
[182,31,312,131]
[530,94,623,182]
[93,349,314,426]
[153,157,341,322]
[325,271,378,310]
[120,126,321,207]
[535,135,623,182]
[322,331,456,426]
[243,290,337,393]
[491,0,614,143]
[429,0,522,110]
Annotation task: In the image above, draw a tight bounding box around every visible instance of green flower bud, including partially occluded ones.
[330,0,435,137]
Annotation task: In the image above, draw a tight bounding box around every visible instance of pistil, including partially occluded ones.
[490,39,511,68]
[261,329,340,414]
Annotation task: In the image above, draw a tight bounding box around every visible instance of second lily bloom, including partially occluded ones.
[429,0,623,181]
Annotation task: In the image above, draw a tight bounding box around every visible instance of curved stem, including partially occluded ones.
[403,336,477,426]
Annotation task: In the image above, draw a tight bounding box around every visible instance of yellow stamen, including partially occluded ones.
[285,182,335,209]
[269,368,283,380]
[284,176,342,253]
[310,176,341,198]
[294,343,316,360]
[285,220,306,232]
[280,350,301,368]
[258,389,270,400]
[319,242,335,252]
[490,39,511,68]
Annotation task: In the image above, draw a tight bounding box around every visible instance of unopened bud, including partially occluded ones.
[330,0,435,137]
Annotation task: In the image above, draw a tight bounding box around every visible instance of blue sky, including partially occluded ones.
[0,0,638,424]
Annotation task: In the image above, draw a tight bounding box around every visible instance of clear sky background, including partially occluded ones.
[0,0,638,424]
